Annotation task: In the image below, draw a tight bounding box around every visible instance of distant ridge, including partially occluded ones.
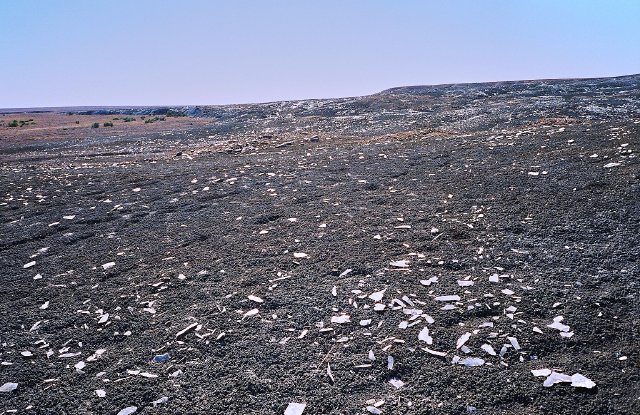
[376,73,640,96]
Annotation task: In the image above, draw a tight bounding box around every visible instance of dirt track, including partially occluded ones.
[1,77,639,414]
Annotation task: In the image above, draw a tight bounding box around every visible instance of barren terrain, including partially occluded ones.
[1,75,639,414]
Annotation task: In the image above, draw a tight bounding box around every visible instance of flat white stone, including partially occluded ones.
[284,402,307,415]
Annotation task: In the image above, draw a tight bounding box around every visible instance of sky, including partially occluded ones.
[1,0,639,108]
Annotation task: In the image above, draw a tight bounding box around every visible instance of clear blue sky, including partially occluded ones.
[1,0,639,107]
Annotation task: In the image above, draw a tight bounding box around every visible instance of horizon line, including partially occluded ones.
[1,72,637,113]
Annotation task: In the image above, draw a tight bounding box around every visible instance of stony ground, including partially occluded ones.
[1,76,639,414]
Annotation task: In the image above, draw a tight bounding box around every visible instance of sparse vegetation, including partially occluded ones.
[166,109,187,117]
[103,122,113,127]
[7,119,35,127]
[91,123,100,128]
[122,117,136,122]
[144,116,166,124]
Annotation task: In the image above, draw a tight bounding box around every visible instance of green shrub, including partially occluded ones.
[123,117,136,122]
[8,120,18,127]
[103,122,113,127]
[91,123,100,128]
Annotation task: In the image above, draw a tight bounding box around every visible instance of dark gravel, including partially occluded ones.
[1,76,639,414]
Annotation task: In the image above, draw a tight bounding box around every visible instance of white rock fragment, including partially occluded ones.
[457,280,474,287]
[489,274,500,283]
[435,295,461,302]
[389,378,404,389]
[248,295,263,303]
[331,315,351,324]
[293,252,308,258]
[40,301,50,310]
[95,389,106,398]
[98,313,109,324]
[420,277,438,286]
[456,332,471,349]
[85,349,106,363]
[461,357,485,367]
[326,363,334,383]
[23,261,36,269]
[338,269,352,278]
[389,260,410,268]
[368,350,375,361]
[360,319,372,327]
[418,327,433,345]
[531,368,551,377]
[366,406,382,414]
[74,361,86,371]
[153,397,169,406]
[284,402,307,415]
[507,337,521,350]
[543,372,572,387]
[368,289,386,302]
[21,351,33,357]
[387,356,394,370]
[603,162,621,168]
[63,215,76,220]
[571,373,596,389]
[331,286,337,297]
[422,348,447,357]
[0,382,18,393]
[481,344,496,356]
[175,322,198,338]
[501,289,515,295]
[547,316,570,332]
[374,304,386,312]
[117,407,138,415]
[243,308,260,319]
[101,262,115,270]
